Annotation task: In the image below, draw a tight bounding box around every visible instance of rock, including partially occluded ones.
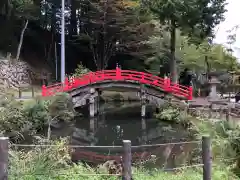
[0,59,32,88]
[99,160,123,175]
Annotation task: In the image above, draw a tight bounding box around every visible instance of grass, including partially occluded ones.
[9,157,238,180]
[8,131,239,180]
[11,86,41,98]
[0,86,42,99]
[5,95,240,179]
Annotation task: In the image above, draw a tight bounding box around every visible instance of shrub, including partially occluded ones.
[72,63,90,77]
[0,93,76,140]
[155,104,192,128]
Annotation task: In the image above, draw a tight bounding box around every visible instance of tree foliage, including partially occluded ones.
[148,0,226,82]
[145,27,240,90]
[73,0,155,70]
[0,0,233,83]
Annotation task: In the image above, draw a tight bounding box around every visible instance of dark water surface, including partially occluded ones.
[50,102,200,169]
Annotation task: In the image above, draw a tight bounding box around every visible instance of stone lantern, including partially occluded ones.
[208,76,220,99]
[207,72,221,101]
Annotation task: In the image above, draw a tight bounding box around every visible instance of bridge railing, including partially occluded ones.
[42,67,193,100]
[170,83,193,100]
[42,82,64,96]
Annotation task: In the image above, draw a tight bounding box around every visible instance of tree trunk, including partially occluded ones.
[16,19,28,61]
[170,20,177,83]
[70,0,77,36]
[205,55,210,80]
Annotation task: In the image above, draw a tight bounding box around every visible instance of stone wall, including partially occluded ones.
[0,59,31,88]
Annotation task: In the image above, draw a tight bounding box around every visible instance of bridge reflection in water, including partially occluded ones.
[50,102,200,169]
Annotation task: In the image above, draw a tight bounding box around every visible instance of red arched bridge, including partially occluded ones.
[42,67,193,100]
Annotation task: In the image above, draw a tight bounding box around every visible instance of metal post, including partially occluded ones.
[122,140,132,180]
[202,136,211,180]
[61,0,65,83]
[0,137,9,180]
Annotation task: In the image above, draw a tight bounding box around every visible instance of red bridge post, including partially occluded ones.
[164,77,170,92]
[116,66,122,80]
[42,85,46,96]
[188,86,193,100]
[64,77,69,91]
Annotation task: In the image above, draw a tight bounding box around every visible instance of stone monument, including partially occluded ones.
[207,72,228,104]
[208,75,220,100]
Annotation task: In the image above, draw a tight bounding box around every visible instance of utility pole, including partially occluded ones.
[61,0,65,83]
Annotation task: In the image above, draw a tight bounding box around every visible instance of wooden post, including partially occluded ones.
[219,108,223,120]
[208,104,212,119]
[202,136,211,180]
[0,137,9,180]
[18,88,22,98]
[31,86,34,98]
[226,104,231,121]
[122,140,132,180]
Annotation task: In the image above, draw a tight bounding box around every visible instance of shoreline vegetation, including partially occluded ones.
[0,94,239,179]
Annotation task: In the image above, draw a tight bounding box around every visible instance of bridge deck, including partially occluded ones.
[42,67,192,100]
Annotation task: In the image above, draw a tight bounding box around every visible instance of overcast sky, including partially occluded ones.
[213,0,240,59]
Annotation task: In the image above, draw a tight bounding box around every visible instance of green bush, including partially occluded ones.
[155,104,192,128]
[0,93,75,139]
[187,115,240,177]
[72,63,90,77]
[155,106,180,122]
[154,103,240,177]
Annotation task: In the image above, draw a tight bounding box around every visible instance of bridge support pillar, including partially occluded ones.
[140,85,147,117]
[141,117,147,144]
[89,88,100,116]
[89,88,98,133]
[140,85,147,144]
[94,89,100,116]
[89,88,95,117]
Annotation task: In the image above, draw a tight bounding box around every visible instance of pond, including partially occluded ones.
[51,101,200,169]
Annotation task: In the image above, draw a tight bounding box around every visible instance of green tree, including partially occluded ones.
[148,0,226,82]
[14,0,38,61]
[75,0,154,70]
[145,29,239,76]
[0,0,38,60]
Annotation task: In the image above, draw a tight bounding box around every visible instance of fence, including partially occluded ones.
[0,136,214,180]
[17,86,35,99]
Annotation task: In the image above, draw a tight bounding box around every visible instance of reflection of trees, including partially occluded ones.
[95,124,124,146]
[72,127,98,145]
[71,103,196,168]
